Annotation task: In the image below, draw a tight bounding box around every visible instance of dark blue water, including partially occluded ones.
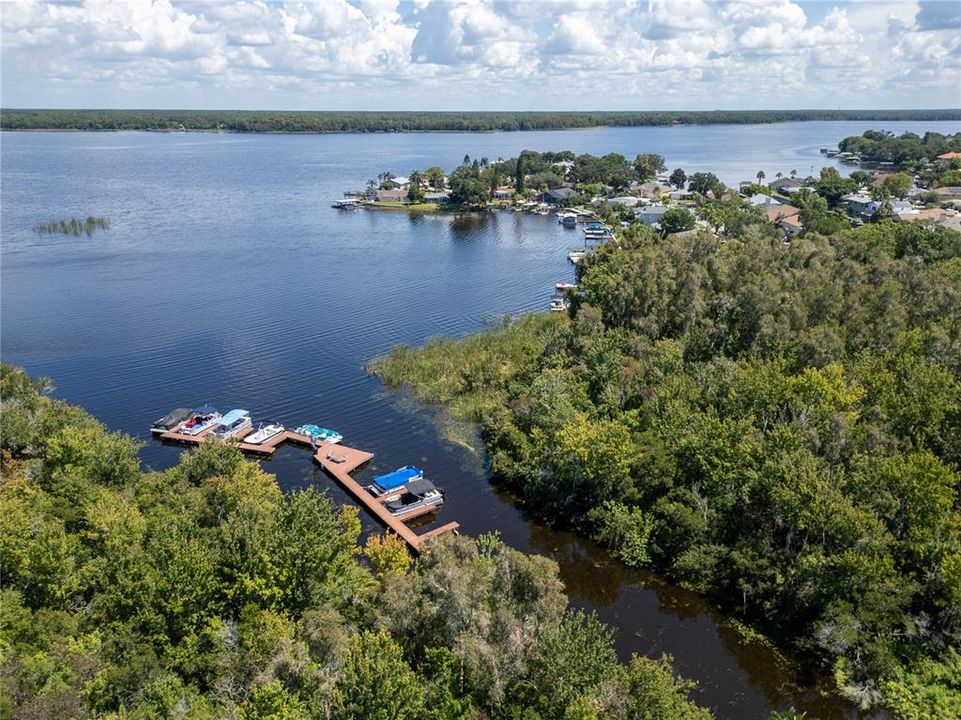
[6,121,955,718]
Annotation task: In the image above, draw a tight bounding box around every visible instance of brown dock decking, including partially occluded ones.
[158,424,458,552]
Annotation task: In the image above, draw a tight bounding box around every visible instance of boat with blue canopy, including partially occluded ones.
[212,409,252,439]
[367,465,423,496]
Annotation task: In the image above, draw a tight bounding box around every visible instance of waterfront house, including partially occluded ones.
[536,187,577,205]
[375,188,408,202]
[423,192,450,204]
[768,178,805,195]
[386,175,410,189]
[492,186,516,201]
[636,204,669,225]
[635,181,669,198]
[670,189,693,201]
[607,196,640,208]
[937,152,961,161]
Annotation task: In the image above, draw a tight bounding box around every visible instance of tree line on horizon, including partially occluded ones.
[3,108,960,133]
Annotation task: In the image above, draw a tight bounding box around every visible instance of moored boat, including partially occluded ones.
[384,478,445,518]
[567,249,587,263]
[212,409,252,439]
[555,281,576,291]
[549,296,570,312]
[295,423,343,445]
[332,198,361,209]
[152,406,194,435]
[366,465,423,497]
[244,422,285,445]
[178,405,220,436]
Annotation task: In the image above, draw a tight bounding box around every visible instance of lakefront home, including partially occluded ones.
[375,188,408,202]
[768,177,805,195]
[536,187,577,205]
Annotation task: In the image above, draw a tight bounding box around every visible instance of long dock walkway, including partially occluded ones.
[159,424,458,552]
[312,444,459,553]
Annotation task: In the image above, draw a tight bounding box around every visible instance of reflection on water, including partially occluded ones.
[3,125,936,719]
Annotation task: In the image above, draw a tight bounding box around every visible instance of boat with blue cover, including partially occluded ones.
[367,465,423,497]
[212,409,252,439]
[295,423,343,445]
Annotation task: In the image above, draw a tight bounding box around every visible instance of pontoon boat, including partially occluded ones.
[384,478,445,518]
[178,405,220,436]
[212,409,252,439]
[295,423,343,445]
[367,465,424,497]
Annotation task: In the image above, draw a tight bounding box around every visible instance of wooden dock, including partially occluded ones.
[158,424,458,552]
[312,444,459,552]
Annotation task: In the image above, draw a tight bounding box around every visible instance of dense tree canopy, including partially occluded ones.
[375,220,961,718]
[0,363,712,720]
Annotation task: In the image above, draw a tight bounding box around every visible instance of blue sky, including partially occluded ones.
[2,0,960,110]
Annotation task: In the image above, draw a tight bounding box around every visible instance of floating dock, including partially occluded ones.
[159,425,458,552]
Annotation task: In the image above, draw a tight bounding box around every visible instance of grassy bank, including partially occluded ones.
[364,200,440,212]
[369,313,565,421]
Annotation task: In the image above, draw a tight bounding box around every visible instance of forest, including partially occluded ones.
[838,130,961,166]
[0,363,713,720]
[3,109,960,133]
[372,219,961,719]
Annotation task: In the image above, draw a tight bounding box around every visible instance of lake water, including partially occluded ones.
[4,121,957,718]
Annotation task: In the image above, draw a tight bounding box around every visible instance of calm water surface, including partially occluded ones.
[5,121,957,718]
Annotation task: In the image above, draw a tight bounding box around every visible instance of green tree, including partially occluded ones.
[634,153,666,181]
[425,166,446,190]
[334,631,425,720]
[407,170,424,202]
[670,168,687,189]
[881,172,912,199]
[660,207,696,235]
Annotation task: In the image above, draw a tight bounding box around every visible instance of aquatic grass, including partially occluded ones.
[33,216,109,237]
[369,312,564,422]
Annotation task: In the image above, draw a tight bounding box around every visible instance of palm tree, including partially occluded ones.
[775,171,783,180]
[407,170,424,202]
[756,170,766,183]
[790,169,798,178]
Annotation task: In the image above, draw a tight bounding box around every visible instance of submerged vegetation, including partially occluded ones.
[4,109,960,133]
[373,220,961,718]
[0,363,713,720]
[33,216,109,236]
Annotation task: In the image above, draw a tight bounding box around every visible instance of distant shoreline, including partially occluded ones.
[3,109,959,134]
